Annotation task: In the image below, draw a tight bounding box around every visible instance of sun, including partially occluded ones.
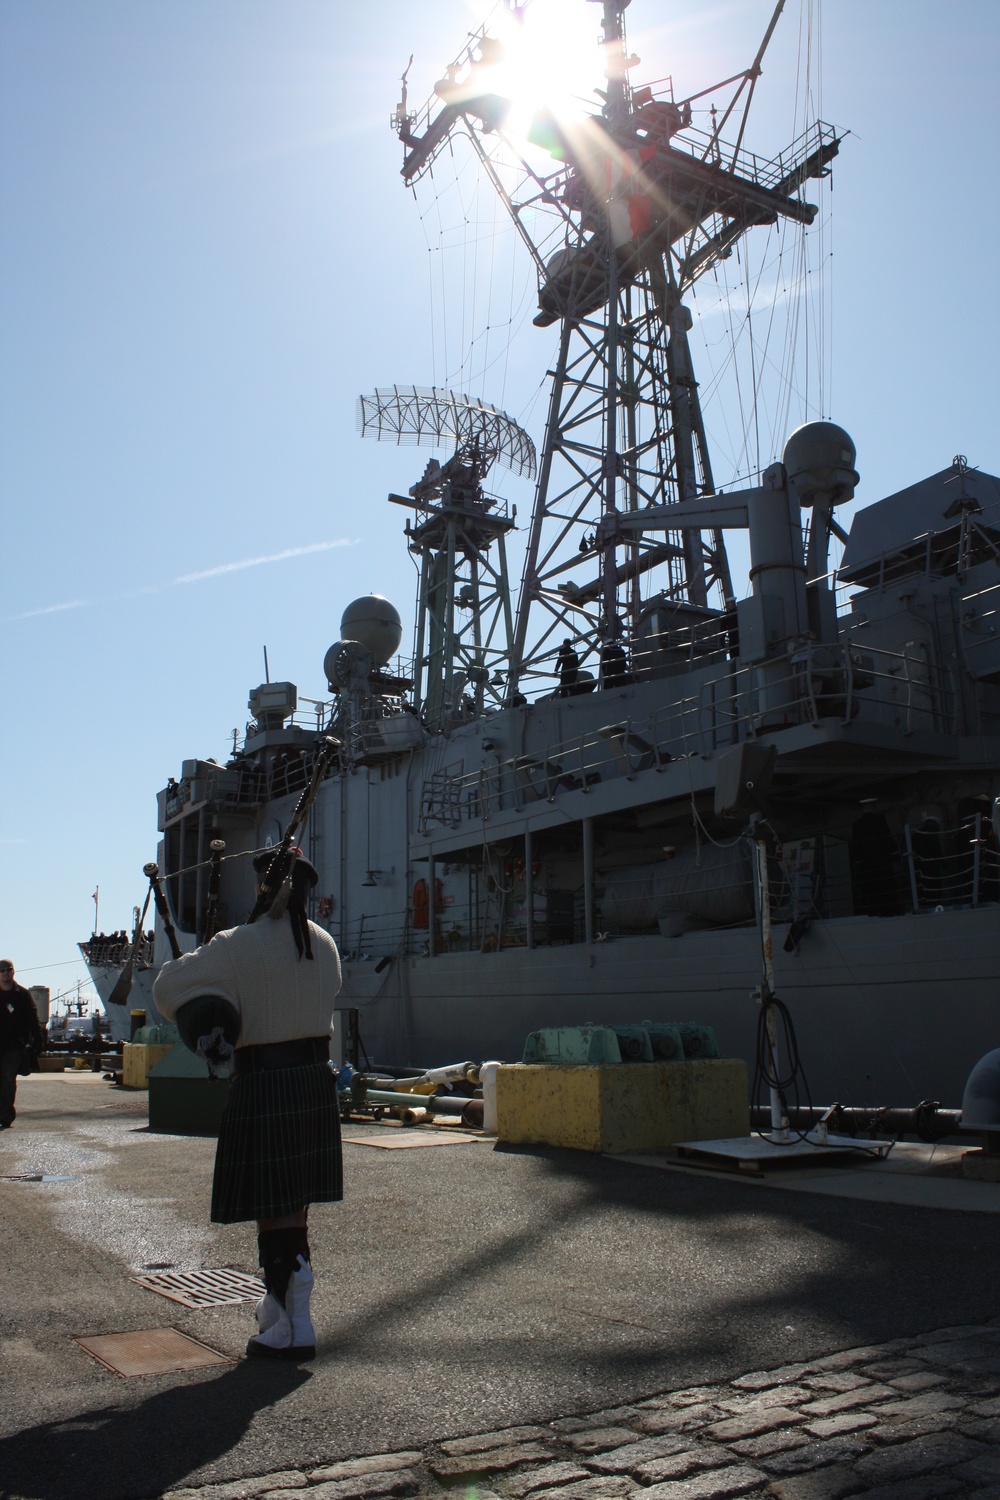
[476,0,603,139]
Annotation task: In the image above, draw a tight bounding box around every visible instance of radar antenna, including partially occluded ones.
[358,387,535,725]
[358,386,536,479]
[394,0,840,696]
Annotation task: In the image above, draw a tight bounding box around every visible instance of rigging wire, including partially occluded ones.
[685,0,834,492]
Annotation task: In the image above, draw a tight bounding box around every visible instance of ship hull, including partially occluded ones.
[340,906,1000,1110]
[80,959,165,1045]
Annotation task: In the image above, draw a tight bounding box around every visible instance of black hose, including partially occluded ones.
[751,992,814,1143]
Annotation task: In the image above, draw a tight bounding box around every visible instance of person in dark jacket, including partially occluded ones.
[0,961,45,1128]
[556,638,579,695]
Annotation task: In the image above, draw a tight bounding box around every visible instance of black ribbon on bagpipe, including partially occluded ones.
[246,735,339,926]
[143,861,181,960]
[202,838,226,945]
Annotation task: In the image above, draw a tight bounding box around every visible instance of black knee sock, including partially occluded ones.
[257,1227,311,1306]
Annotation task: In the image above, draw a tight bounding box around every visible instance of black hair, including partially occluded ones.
[287,860,314,961]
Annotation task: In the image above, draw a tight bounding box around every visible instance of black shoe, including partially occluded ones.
[245,1337,315,1362]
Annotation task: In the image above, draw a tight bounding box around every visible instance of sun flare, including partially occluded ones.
[480,0,603,138]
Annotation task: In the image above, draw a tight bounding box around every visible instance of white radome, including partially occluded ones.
[339,595,402,667]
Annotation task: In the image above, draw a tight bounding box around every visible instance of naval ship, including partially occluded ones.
[83,1,1000,1108]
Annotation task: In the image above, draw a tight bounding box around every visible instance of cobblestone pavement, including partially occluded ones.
[158,1321,1000,1500]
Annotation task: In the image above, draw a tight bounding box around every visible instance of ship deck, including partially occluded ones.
[2,1072,1000,1500]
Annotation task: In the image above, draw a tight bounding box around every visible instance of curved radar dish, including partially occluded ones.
[357,386,536,481]
[324,638,374,694]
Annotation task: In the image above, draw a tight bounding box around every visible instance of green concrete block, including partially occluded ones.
[147,1043,230,1136]
[522,1025,623,1064]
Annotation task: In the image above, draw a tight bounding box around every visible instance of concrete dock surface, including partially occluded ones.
[2,1071,1000,1500]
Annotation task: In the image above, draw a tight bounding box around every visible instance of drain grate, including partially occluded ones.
[76,1328,232,1377]
[130,1267,264,1308]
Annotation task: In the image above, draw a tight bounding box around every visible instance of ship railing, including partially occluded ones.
[393,894,580,955]
[813,642,947,734]
[676,120,839,197]
[83,934,156,969]
[419,640,956,829]
[903,814,1000,912]
[834,498,1000,594]
[340,912,412,962]
[219,737,344,807]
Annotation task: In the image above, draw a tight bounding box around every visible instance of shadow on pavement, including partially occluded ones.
[321,1139,1000,1399]
[0,1360,310,1500]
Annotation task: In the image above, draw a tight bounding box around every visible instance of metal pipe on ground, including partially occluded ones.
[353,1085,476,1116]
[748,1103,964,1142]
[401,1106,430,1126]
[401,1101,481,1126]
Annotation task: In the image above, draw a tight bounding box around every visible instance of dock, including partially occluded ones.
[2,1071,1000,1499]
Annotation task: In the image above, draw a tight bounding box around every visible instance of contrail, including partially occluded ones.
[6,539,359,621]
[174,538,358,584]
[10,599,89,620]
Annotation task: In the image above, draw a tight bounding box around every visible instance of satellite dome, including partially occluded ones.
[340,595,402,667]
[782,421,858,507]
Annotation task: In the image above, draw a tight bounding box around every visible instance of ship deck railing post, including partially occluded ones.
[802,650,819,726]
[698,681,711,757]
[582,817,595,947]
[651,706,667,771]
[622,718,635,781]
[841,645,855,726]
[525,829,535,950]
[973,812,982,908]
[903,823,920,912]
[901,648,918,736]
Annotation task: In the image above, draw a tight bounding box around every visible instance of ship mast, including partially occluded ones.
[358,388,536,726]
[395,0,839,698]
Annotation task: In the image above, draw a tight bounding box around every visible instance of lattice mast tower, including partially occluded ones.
[358,388,536,726]
[395,0,839,698]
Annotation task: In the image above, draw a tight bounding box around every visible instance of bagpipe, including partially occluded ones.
[129,734,340,1075]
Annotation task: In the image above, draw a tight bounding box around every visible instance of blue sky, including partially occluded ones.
[1,0,997,1008]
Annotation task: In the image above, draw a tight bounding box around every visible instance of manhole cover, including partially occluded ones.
[130,1268,264,1308]
[75,1328,232,1377]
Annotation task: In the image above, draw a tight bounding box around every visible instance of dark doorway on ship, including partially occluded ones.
[849,810,906,916]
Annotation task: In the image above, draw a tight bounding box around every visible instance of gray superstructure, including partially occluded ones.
[84,1,1000,1109]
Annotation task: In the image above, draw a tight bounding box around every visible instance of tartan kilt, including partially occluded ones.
[211,1061,343,1224]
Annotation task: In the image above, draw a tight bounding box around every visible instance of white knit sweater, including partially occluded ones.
[152,917,341,1048]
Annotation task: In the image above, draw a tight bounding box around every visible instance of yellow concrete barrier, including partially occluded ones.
[122,1043,174,1090]
[495,1059,748,1153]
